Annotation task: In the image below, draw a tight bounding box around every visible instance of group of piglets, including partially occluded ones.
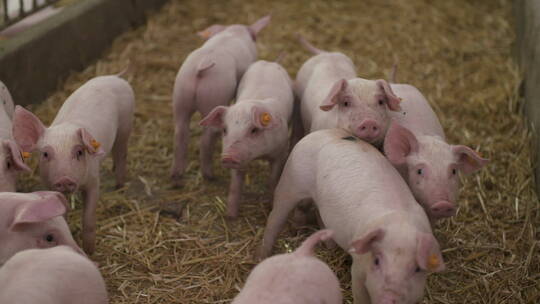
[0,70,134,301]
[172,15,488,304]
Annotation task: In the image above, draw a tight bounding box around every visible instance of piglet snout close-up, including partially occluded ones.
[53,176,77,193]
[430,200,456,218]
[356,119,381,142]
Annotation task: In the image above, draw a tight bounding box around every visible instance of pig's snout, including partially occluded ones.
[379,292,399,304]
[430,200,456,218]
[53,177,77,193]
[356,119,381,142]
[221,156,241,169]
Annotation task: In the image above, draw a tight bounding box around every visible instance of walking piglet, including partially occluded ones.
[170,15,271,186]
[0,246,108,304]
[233,229,342,304]
[13,74,135,254]
[200,59,294,219]
[259,129,445,304]
[294,37,401,146]
[0,191,85,266]
[384,82,488,221]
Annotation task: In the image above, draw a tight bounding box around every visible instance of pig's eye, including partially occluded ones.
[417,168,423,175]
[45,234,54,243]
[452,168,457,175]
[374,257,380,266]
[378,99,384,106]
[42,152,48,159]
[223,127,227,135]
[251,127,259,134]
[76,149,84,159]
[5,160,11,170]
[343,101,350,107]
[415,266,421,273]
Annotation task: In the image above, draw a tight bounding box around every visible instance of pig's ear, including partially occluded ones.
[452,145,488,175]
[320,79,348,111]
[2,140,31,172]
[10,195,67,229]
[12,106,46,152]
[376,79,401,111]
[416,233,445,272]
[78,128,105,156]
[197,24,226,39]
[349,228,385,254]
[251,105,279,129]
[248,14,271,40]
[384,122,418,165]
[200,106,228,128]
[33,191,70,212]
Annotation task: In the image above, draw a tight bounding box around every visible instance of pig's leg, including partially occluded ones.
[268,152,287,193]
[290,98,305,150]
[258,170,310,260]
[351,259,370,304]
[81,181,99,255]
[112,120,131,189]
[170,109,194,187]
[199,127,220,180]
[226,169,245,219]
[316,209,336,248]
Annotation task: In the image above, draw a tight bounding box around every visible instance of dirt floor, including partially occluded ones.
[17,0,539,303]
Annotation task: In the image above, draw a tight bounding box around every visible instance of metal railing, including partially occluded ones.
[1,0,59,31]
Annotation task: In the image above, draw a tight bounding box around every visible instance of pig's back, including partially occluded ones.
[202,27,257,77]
[300,53,356,132]
[312,130,421,248]
[237,61,294,119]
[390,84,445,139]
[232,254,341,304]
[0,246,108,304]
[52,76,134,137]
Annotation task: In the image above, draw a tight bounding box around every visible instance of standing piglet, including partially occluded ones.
[0,81,31,191]
[0,246,108,304]
[233,229,341,304]
[0,191,85,266]
[12,74,135,254]
[200,59,294,219]
[259,129,445,304]
[294,36,402,146]
[384,82,488,221]
[170,15,271,186]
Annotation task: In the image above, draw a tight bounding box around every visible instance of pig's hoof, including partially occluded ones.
[115,183,125,190]
[170,175,184,188]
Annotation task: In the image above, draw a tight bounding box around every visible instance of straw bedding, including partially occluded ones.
[18,0,538,303]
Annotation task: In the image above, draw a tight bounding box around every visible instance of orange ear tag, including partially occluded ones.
[427,253,440,271]
[200,30,211,39]
[260,113,272,127]
[22,152,31,159]
[90,139,101,150]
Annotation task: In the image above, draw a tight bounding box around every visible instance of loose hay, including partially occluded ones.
[17,0,539,303]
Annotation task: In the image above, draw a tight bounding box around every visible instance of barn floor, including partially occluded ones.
[19,0,539,303]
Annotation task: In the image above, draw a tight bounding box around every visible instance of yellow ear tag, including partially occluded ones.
[260,113,272,127]
[22,152,31,159]
[427,253,440,271]
[90,139,101,150]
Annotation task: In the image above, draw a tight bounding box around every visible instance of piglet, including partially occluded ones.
[13,74,135,254]
[384,82,488,221]
[200,59,294,219]
[0,191,85,266]
[0,81,31,191]
[0,246,107,304]
[171,15,271,186]
[233,229,341,304]
[259,129,445,304]
[294,36,401,146]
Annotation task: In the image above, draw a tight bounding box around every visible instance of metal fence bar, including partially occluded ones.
[1,0,60,31]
